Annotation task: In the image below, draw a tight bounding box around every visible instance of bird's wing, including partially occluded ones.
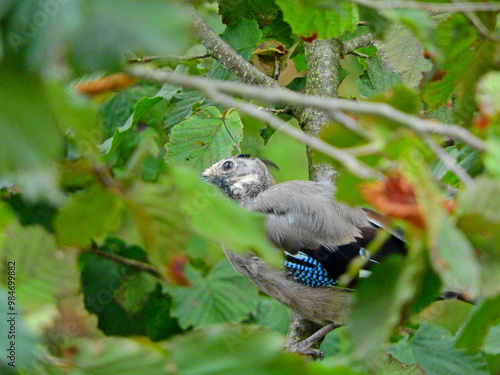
[247,180,370,253]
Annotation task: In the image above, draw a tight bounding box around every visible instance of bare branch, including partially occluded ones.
[86,246,160,277]
[341,34,374,55]
[201,87,382,179]
[349,0,500,12]
[189,5,280,89]
[128,67,486,152]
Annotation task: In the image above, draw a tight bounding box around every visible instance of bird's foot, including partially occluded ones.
[285,323,341,360]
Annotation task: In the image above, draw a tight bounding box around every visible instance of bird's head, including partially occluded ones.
[201,155,276,205]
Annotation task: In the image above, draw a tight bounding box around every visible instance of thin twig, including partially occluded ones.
[450,0,499,41]
[201,86,382,179]
[87,246,160,277]
[127,54,212,63]
[128,68,486,152]
[423,136,474,187]
[349,0,500,12]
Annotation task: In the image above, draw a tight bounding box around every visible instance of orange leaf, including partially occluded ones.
[76,73,136,96]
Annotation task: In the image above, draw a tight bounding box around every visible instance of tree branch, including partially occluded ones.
[190,6,280,89]
[86,246,160,277]
[349,0,500,12]
[341,34,374,55]
[128,67,486,152]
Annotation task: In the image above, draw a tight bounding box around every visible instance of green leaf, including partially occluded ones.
[389,323,489,375]
[165,107,243,171]
[0,223,79,310]
[415,300,473,336]
[435,218,480,296]
[70,337,173,374]
[485,126,500,178]
[164,91,206,130]
[421,14,478,109]
[456,294,500,353]
[7,0,192,73]
[347,255,413,360]
[378,23,432,89]
[275,0,359,39]
[169,323,311,375]
[169,260,259,328]
[0,291,40,373]
[358,52,402,98]
[483,324,500,355]
[55,184,122,247]
[81,237,181,339]
[220,18,263,60]
[125,180,190,276]
[0,63,63,202]
[219,0,279,29]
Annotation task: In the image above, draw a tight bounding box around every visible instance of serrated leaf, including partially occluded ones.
[377,23,432,88]
[358,53,402,98]
[421,14,478,109]
[165,107,243,171]
[0,223,79,310]
[169,260,259,328]
[219,0,279,29]
[390,323,489,375]
[169,324,311,375]
[275,0,359,39]
[220,19,263,60]
[55,184,122,247]
[125,180,190,277]
[164,91,206,130]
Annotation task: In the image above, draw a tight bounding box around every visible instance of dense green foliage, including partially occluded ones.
[0,0,500,374]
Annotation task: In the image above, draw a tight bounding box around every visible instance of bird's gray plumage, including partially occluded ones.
[201,155,370,254]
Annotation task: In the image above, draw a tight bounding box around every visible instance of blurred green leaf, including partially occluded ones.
[389,323,488,375]
[358,53,402,98]
[0,291,40,373]
[348,255,413,360]
[421,14,477,109]
[483,324,500,355]
[0,222,79,310]
[169,323,312,375]
[416,300,473,336]
[485,127,500,178]
[456,294,500,354]
[220,19,263,60]
[169,260,259,329]
[249,297,291,335]
[166,107,243,171]
[6,0,192,73]
[219,0,279,29]
[125,180,190,276]
[69,337,173,374]
[55,184,122,247]
[0,64,63,202]
[275,0,359,39]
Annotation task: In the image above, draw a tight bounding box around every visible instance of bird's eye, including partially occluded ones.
[222,160,235,171]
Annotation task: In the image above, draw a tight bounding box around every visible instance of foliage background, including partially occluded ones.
[0,0,500,374]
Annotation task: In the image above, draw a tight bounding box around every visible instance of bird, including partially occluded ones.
[201,154,407,290]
